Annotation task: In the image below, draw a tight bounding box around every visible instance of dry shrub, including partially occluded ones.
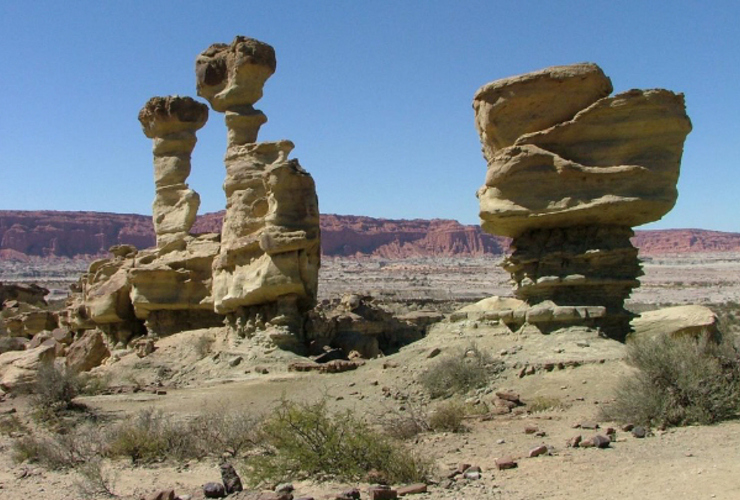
[377,399,431,440]
[11,422,105,469]
[0,414,29,436]
[419,344,502,398]
[106,408,198,463]
[245,398,432,485]
[428,400,467,433]
[188,402,263,457]
[527,396,569,413]
[600,334,740,428]
[32,364,83,418]
[75,458,119,499]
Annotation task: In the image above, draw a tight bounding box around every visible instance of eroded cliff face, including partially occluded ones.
[474,62,692,340]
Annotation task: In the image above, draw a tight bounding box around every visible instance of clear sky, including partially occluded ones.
[1,1,738,231]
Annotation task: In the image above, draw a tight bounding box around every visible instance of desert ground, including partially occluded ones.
[1,253,740,499]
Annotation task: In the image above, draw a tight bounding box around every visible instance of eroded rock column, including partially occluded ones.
[474,63,692,340]
[138,96,209,247]
[196,37,320,349]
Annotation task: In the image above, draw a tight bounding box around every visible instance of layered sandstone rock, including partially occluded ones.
[60,36,319,354]
[475,63,692,339]
[198,37,320,349]
[139,96,208,247]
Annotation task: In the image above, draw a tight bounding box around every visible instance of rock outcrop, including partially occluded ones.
[198,36,320,349]
[60,36,319,353]
[475,63,692,339]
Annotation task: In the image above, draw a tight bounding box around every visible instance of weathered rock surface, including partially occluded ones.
[139,96,208,247]
[58,36,319,352]
[631,305,719,340]
[199,37,320,349]
[0,343,55,391]
[474,63,691,339]
[65,329,110,372]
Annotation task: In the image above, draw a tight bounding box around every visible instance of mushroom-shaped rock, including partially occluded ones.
[474,63,691,340]
[139,96,209,246]
[196,36,276,112]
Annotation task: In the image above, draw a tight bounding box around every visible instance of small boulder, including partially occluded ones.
[203,482,225,498]
[66,330,110,373]
[495,457,518,470]
[528,445,549,458]
[220,462,243,494]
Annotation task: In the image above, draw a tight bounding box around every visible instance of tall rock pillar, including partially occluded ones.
[196,37,320,350]
[138,96,209,248]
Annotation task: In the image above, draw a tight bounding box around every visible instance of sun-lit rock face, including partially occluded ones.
[198,37,320,350]
[474,63,692,340]
[66,36,319,352]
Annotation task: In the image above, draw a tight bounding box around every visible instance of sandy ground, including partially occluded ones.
[2,319,740,500]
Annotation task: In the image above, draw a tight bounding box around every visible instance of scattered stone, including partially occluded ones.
[254,366,269,374]
[528,445,549,458]
[427,347,441,358]
[144,489,176,500]
[336,488,361,500]
[495,457,518,470]
[203,482,225,498]
[621,423,635,432]
[367,485,398,500]
[578,421,599,430]
[397,484,427,496]
[496,391,521,403]
[524,425,538,434]
[581,435,611,449]
[566,435,582,448]
[632,426,647,438]
[220,463,243,494]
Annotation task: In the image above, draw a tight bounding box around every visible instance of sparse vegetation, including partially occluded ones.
[188,402,263,457]
[75,458,119,499]
[106,408,198,463]
[600,334,740,428]
[377,399,432,440]
[245,398,432,485]
[428,400,467,432]
[527,396,569,413]
[419,343,503,398]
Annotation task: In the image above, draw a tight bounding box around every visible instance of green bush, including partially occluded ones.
[419,344,502,398]
[245,398,431,485]
[601,334,740,428]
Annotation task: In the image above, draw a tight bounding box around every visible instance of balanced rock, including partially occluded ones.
[474,63,692,340]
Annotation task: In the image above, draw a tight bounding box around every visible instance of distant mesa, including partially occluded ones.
[1,210,740,260]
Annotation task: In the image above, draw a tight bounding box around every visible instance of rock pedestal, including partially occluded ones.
[138,96,208,247]
[197,37,320,348]
[474,63,692,340]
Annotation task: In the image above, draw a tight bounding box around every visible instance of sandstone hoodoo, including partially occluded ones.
[197,36,320,348]
[63,36,320,352]
[139,95,208,248]
[474,63,692,339]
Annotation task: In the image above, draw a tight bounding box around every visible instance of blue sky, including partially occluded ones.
[1,1,738,231]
